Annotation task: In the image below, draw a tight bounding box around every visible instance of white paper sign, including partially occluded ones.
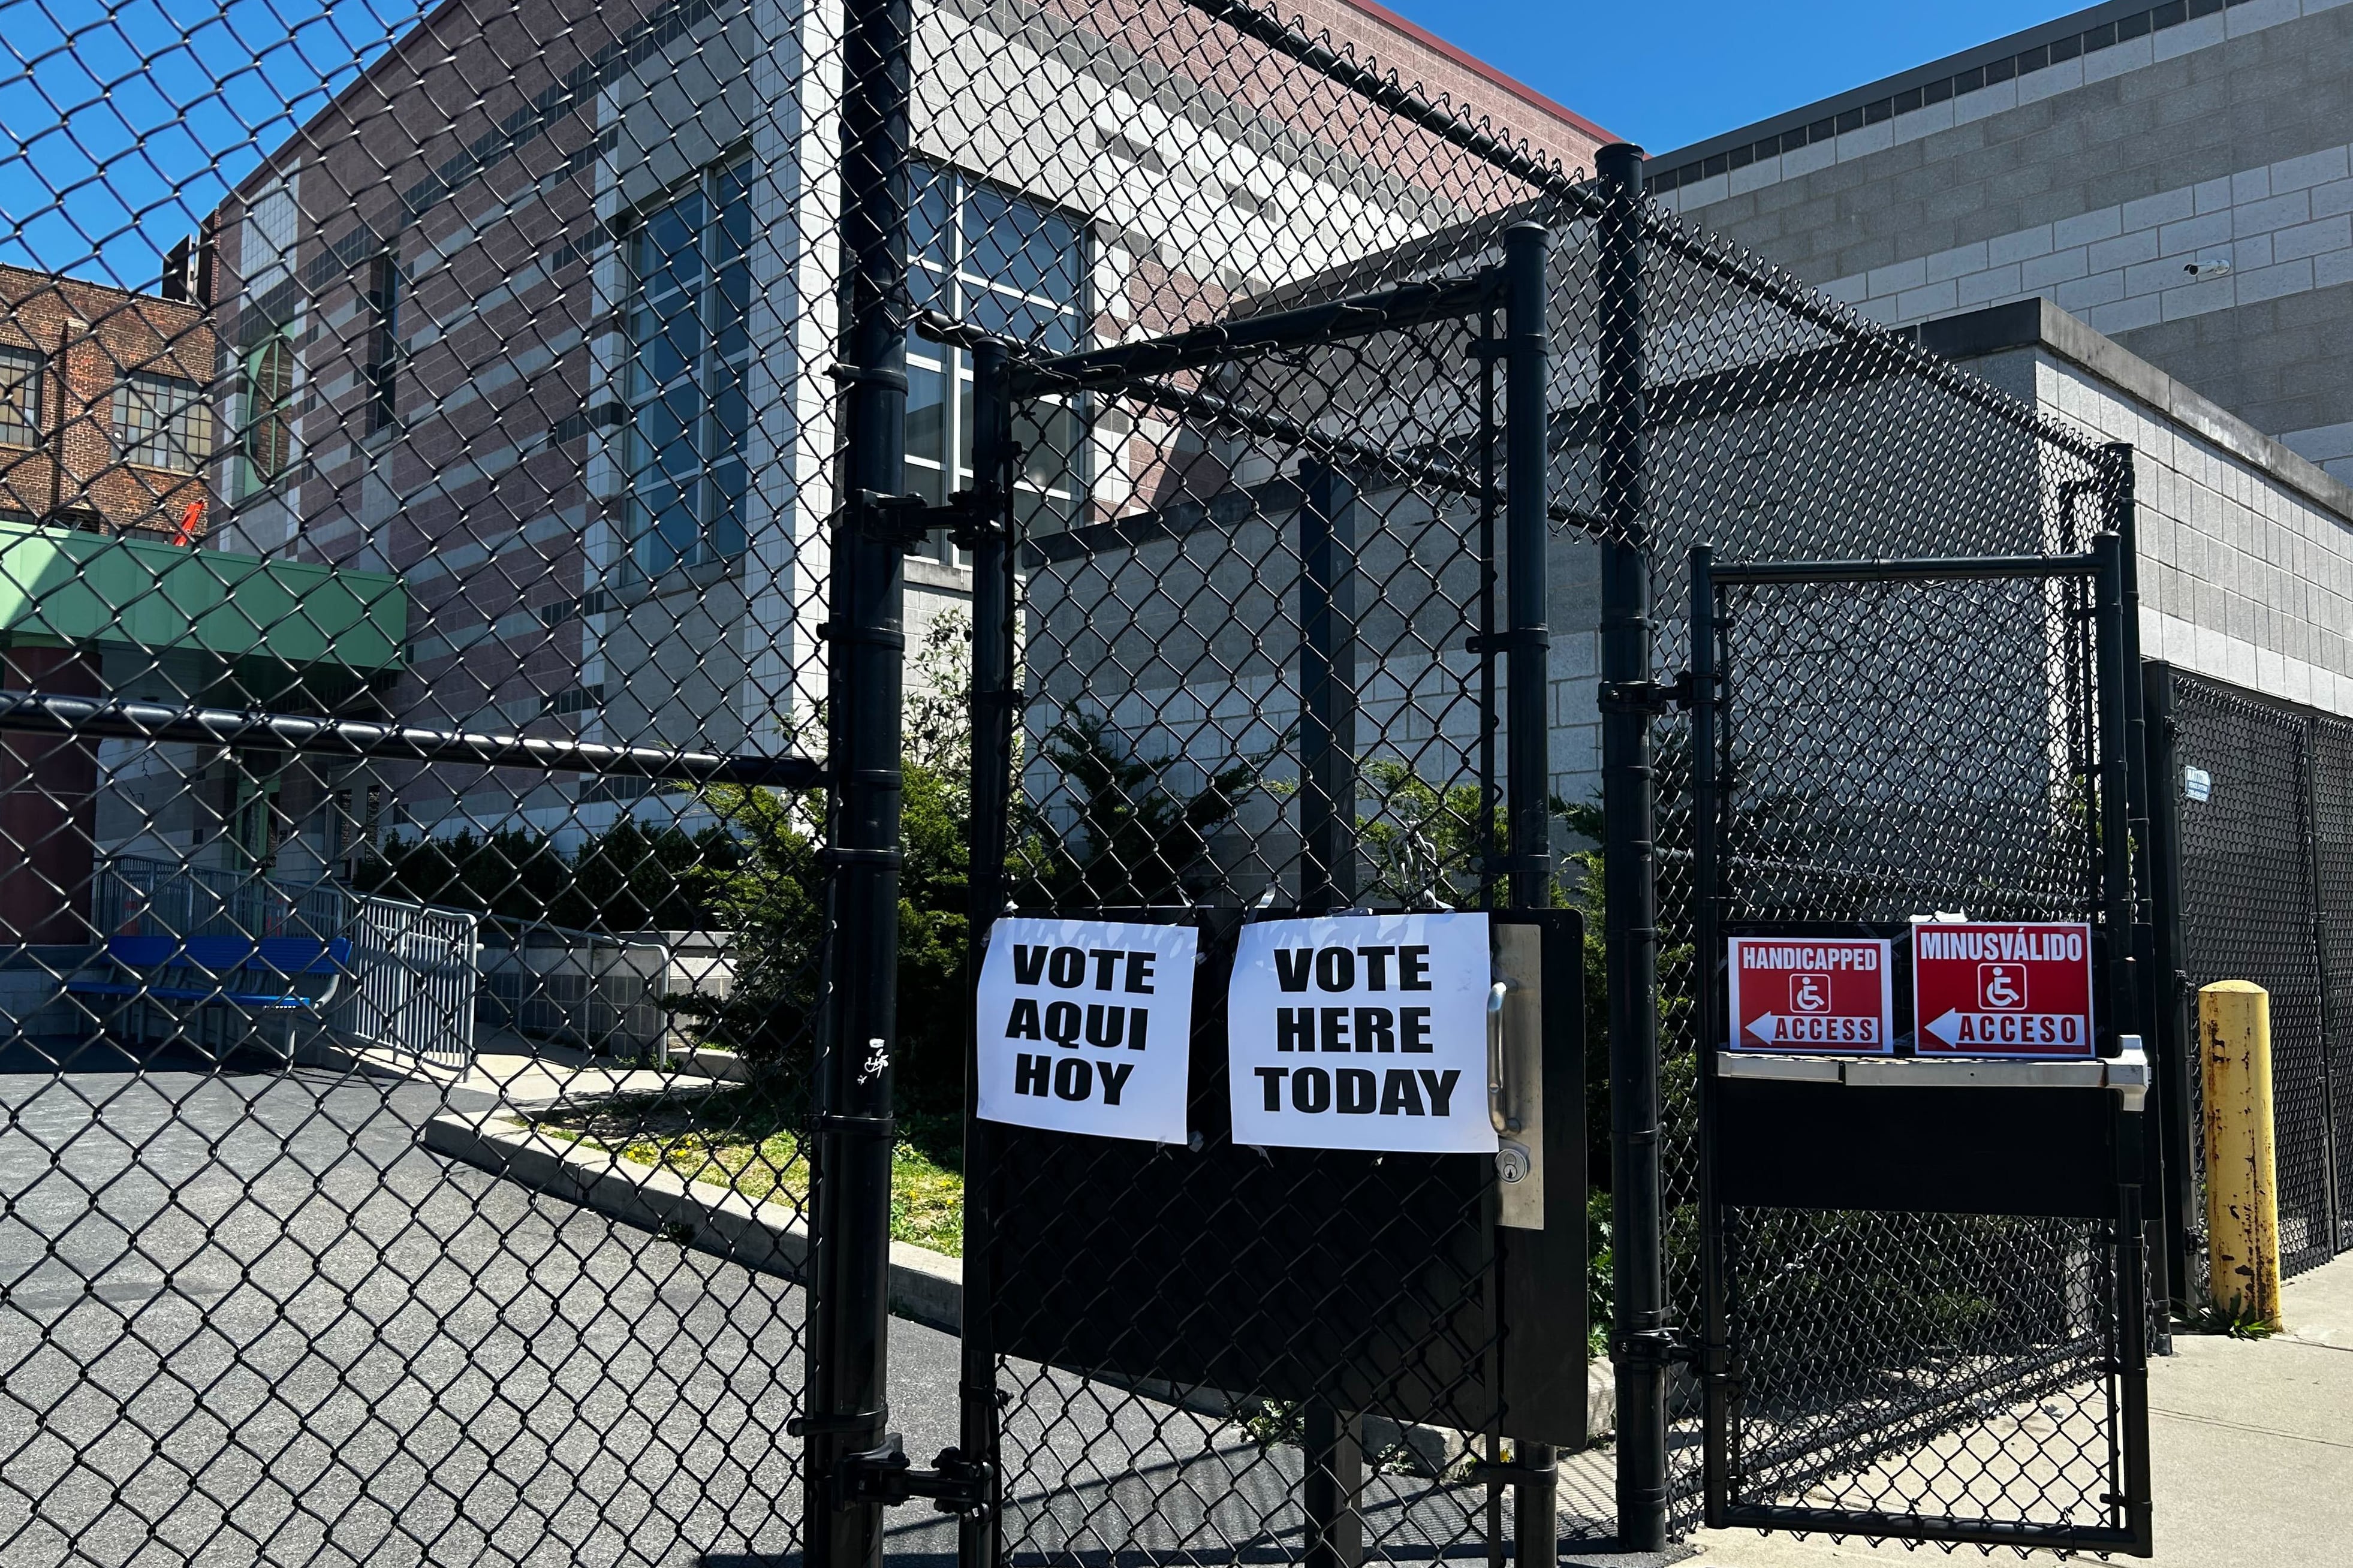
[975,917,1197,1144]
[1227,912,1496,1154]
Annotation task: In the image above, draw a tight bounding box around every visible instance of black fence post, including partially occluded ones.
[2093,530,2156,1554]
[2094,531,2140,1059]
[2106,443,2172,1338]
[809,0,913,1563]
[1300,460,1357,913]
[1593,141,1667,1554]
[1686,544,1727,1528]
[1501,218,1559,1566]
[959,339,1016,1568]
[1300,453,1366,1568]
[2140,664,2200,1313]
[1303,1403,1364,1568]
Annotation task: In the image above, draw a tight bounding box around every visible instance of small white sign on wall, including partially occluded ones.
[1226,912,1496,1154]
[975,917,1197,1144]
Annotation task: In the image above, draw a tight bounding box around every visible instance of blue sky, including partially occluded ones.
[1,0,430,288]
[1381,0,2076,154]
[3,0,2074,291]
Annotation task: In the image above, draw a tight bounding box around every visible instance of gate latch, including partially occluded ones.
[839,1433,993,1515]
[1613,1325,1696,1373]
[1597,670,1712,714]
[846,487,1007,549]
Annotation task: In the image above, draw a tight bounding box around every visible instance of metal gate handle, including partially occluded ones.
[1486,981,1520,1133]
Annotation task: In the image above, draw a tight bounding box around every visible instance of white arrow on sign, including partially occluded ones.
[1745,1013,1884,1046]
[1923,1009,2085,1048]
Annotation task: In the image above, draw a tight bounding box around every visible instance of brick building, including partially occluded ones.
[201,0,1608,848]
[0,260,406,950]
[0,263,218,539]
[0,265,219,942]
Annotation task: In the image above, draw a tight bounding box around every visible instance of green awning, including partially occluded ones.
[0,522,406,673]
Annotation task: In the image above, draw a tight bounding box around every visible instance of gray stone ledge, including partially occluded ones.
[1916,295,2353,526]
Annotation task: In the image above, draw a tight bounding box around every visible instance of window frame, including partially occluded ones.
[240,333,296,497]
[0,345,41,451]
[903,165,1090,566]
[366,254,402,435]
[114,369,213,474]
[622,155,753,578]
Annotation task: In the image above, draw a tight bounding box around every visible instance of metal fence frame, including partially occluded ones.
[338,895,481,1068]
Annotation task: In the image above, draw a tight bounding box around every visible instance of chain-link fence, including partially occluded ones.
[1610,204,2138,1537]
[10,0,855,1559]
[2156,667,2352,1284]
[4,0,2174,1560]
[1686,553,2151,1553]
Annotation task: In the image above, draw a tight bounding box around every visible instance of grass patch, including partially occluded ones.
[2182,1293,2279,1340]
[515,1088,966,1256]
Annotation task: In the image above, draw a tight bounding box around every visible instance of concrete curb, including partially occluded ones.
[680,1046,749,1082]
[421,1108,1616,1443]
[421,1108,963,1331]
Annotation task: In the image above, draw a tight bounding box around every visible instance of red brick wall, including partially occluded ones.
[0,265,218,538]
[0,648,102,944]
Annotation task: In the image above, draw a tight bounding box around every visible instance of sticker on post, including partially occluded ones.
[975,917,1197,1143]
[1910,919,2095,1058]
[1726,937,1893,1054]
[1226,912,1496,1154]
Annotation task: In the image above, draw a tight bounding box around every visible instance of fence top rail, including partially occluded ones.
[1008,270,1504,397]
[0,690,821,788]
[1706,551,2102,587]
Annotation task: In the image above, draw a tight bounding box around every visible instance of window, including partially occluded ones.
[905,167,1086,560]
[243,179,297,293]
[625,159,751,574]
[0,346,38,449]
[242,336,294,493]
[366,254,400,433]
[113,371,212,472]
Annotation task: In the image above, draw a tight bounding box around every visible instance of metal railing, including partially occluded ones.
[94,855,347,942]
[336,895,481,1068]
[476,918,671,1063]
[95,856,480,1066]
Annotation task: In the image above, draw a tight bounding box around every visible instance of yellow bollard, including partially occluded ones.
[2199,981,2283,1331]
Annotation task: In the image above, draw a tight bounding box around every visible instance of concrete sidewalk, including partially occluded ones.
[1683,1254,2353,1568]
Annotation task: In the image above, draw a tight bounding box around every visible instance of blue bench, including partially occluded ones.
[67,936,351,1054]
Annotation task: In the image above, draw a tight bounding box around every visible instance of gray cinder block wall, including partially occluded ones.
[1924,298,2353,713]
[1650,0,2353,488]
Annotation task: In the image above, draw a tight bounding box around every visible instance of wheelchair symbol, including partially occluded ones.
[1978,963,2027,1011]
[1789,973,1831,1013]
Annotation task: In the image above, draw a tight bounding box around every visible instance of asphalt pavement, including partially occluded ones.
[0,1049,1604,1566]
[23,1041,2320,1568]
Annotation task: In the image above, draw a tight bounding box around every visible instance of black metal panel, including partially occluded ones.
[1715,1078,2121,1219]
[2316,718,2353,1261]
[984,917,1495,1430]
[984,912,1586,1448]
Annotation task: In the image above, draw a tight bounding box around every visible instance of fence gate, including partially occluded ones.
[919,225,1597,1568]
[338,896,480,1068]
[1687,544,2155,1555]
